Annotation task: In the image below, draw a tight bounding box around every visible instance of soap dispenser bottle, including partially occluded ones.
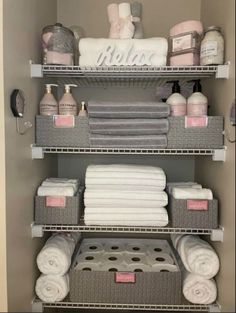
[166,80,187,116]
[187,79,208,116]
[40,84,58,116]
[78,101,87,117]
[59,84,78,115]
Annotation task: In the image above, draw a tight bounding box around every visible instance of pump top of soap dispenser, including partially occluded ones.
[45,84,58,93]
[167,80,181,94]
[64,84,77,93]
[188,79,202,93]
[79,101,87,117]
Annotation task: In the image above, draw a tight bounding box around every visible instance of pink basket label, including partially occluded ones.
[53,115,75,128]
[115,272,136,283]
[187,200,209,211]
[185,116,208,128]
[46,196,66,208]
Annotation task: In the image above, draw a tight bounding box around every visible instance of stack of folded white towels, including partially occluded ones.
[84,164,169,226]
[37,178,79,197]
[171,234,219,305]
[166,182,213,200]
[35,233,76,303]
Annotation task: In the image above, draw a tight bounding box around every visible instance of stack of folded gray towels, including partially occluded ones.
[87,100,170,148]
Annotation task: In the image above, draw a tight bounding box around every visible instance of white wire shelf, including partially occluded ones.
[30,63,230,88]
[32,300,221,312]
[31,145,226,161]
[31,222,224,241]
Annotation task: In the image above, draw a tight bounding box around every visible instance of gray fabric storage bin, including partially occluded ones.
[69,239,182,304]
[35,188,84,225]
[169,196,218,229]
[167,116,224,148]
[36,116,90,147]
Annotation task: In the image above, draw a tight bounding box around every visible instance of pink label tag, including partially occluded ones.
[46,196,66,208]
[115,272,136,283]
[185,116,208,128]
[53,115,75,128]
[187,200,208,211]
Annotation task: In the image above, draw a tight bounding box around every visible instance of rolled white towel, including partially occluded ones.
[42,182,78,192]
[35,274,69,303]
[172,187,213,200]
[183,271,217,304]
[172,235,220,279]
[37,234,76,275]
[45,178,79,184]
[37,186,75,197]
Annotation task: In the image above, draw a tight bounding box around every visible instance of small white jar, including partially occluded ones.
[200,26,224,65]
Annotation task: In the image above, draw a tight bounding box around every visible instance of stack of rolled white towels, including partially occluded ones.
[35,234,76,303]
[171,234,219,305]
[166,182,213,200]
[37,178,79,197]
[84,164,169,226]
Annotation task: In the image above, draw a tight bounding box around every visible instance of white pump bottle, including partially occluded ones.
[40,84,58,116]
[59,84,78,115]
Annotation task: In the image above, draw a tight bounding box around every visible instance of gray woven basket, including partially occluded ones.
[69,239,182,304]
[167,116,224,148]
[168,196,218,229]
[36,116,90,147]
[34,188,84,225]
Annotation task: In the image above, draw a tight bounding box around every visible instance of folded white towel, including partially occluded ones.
[85,207,167,214]
[172,187,213,200]
[84,190,168,208]
[84,212,169,226]
[37,186,75,197]
[183,271,217,304]
[37,234,76,275]
[85,164,166,190]
[42,182,78,192]
[86,185,165,191]
[45,178,79,184]
[35,274,69,303]
[166,182,202,194]
[171,235,220,279]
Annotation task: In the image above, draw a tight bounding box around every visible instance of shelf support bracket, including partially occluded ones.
[212,148,226,162]
[216,62,230,79]
[209,303,221,312]
[210,227,224,242]
[32,300,43,313]
[31,145,44,159]
[30,62,43,78]
[31,223,44,238]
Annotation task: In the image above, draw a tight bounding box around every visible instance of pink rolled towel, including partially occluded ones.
[107,3,120,39]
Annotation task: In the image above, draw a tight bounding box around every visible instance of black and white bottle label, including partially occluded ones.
[201,41,218,57]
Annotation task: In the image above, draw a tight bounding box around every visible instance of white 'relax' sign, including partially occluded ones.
[96,44,156,66]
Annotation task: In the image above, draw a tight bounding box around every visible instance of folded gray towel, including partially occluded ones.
[87,101,170,119]
[90,134,168,148]
[89,118,169,135]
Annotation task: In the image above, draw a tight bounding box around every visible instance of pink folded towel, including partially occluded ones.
[107,3,120,39]
[170,20,203,36]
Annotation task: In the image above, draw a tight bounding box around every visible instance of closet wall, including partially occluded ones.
[196,0,235,311]
[2,1,57,311]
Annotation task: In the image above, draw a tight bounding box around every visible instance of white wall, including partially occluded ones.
[3,0,57,311]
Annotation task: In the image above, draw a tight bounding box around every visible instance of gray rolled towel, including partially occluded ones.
[131,2,144,39]
[90,134,168,148]
[89,118,169,135]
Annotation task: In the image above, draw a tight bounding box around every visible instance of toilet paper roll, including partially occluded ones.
[147,243,171,255]
[102,253,125,264]
[147,253,175,265]
[104,242,126,254]
[74,260,101,271]
[126,263,151,272]
[151,264,179,272]
[75,252,102,268]
[80,242,105,254]
[100,262,127,272]
[126,243,147,255]
[125,254,148,266]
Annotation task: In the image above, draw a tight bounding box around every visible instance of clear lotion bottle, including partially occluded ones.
[59,84,78,115]
[40,84,58,116]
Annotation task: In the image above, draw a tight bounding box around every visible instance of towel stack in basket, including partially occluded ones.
[171,234,219,305]
[37,178,80,196]
[84,164,169,226]
[35,234,76,303]
[87,100,170,148]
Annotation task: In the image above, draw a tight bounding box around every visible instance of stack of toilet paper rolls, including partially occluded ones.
[74,238,178,273]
